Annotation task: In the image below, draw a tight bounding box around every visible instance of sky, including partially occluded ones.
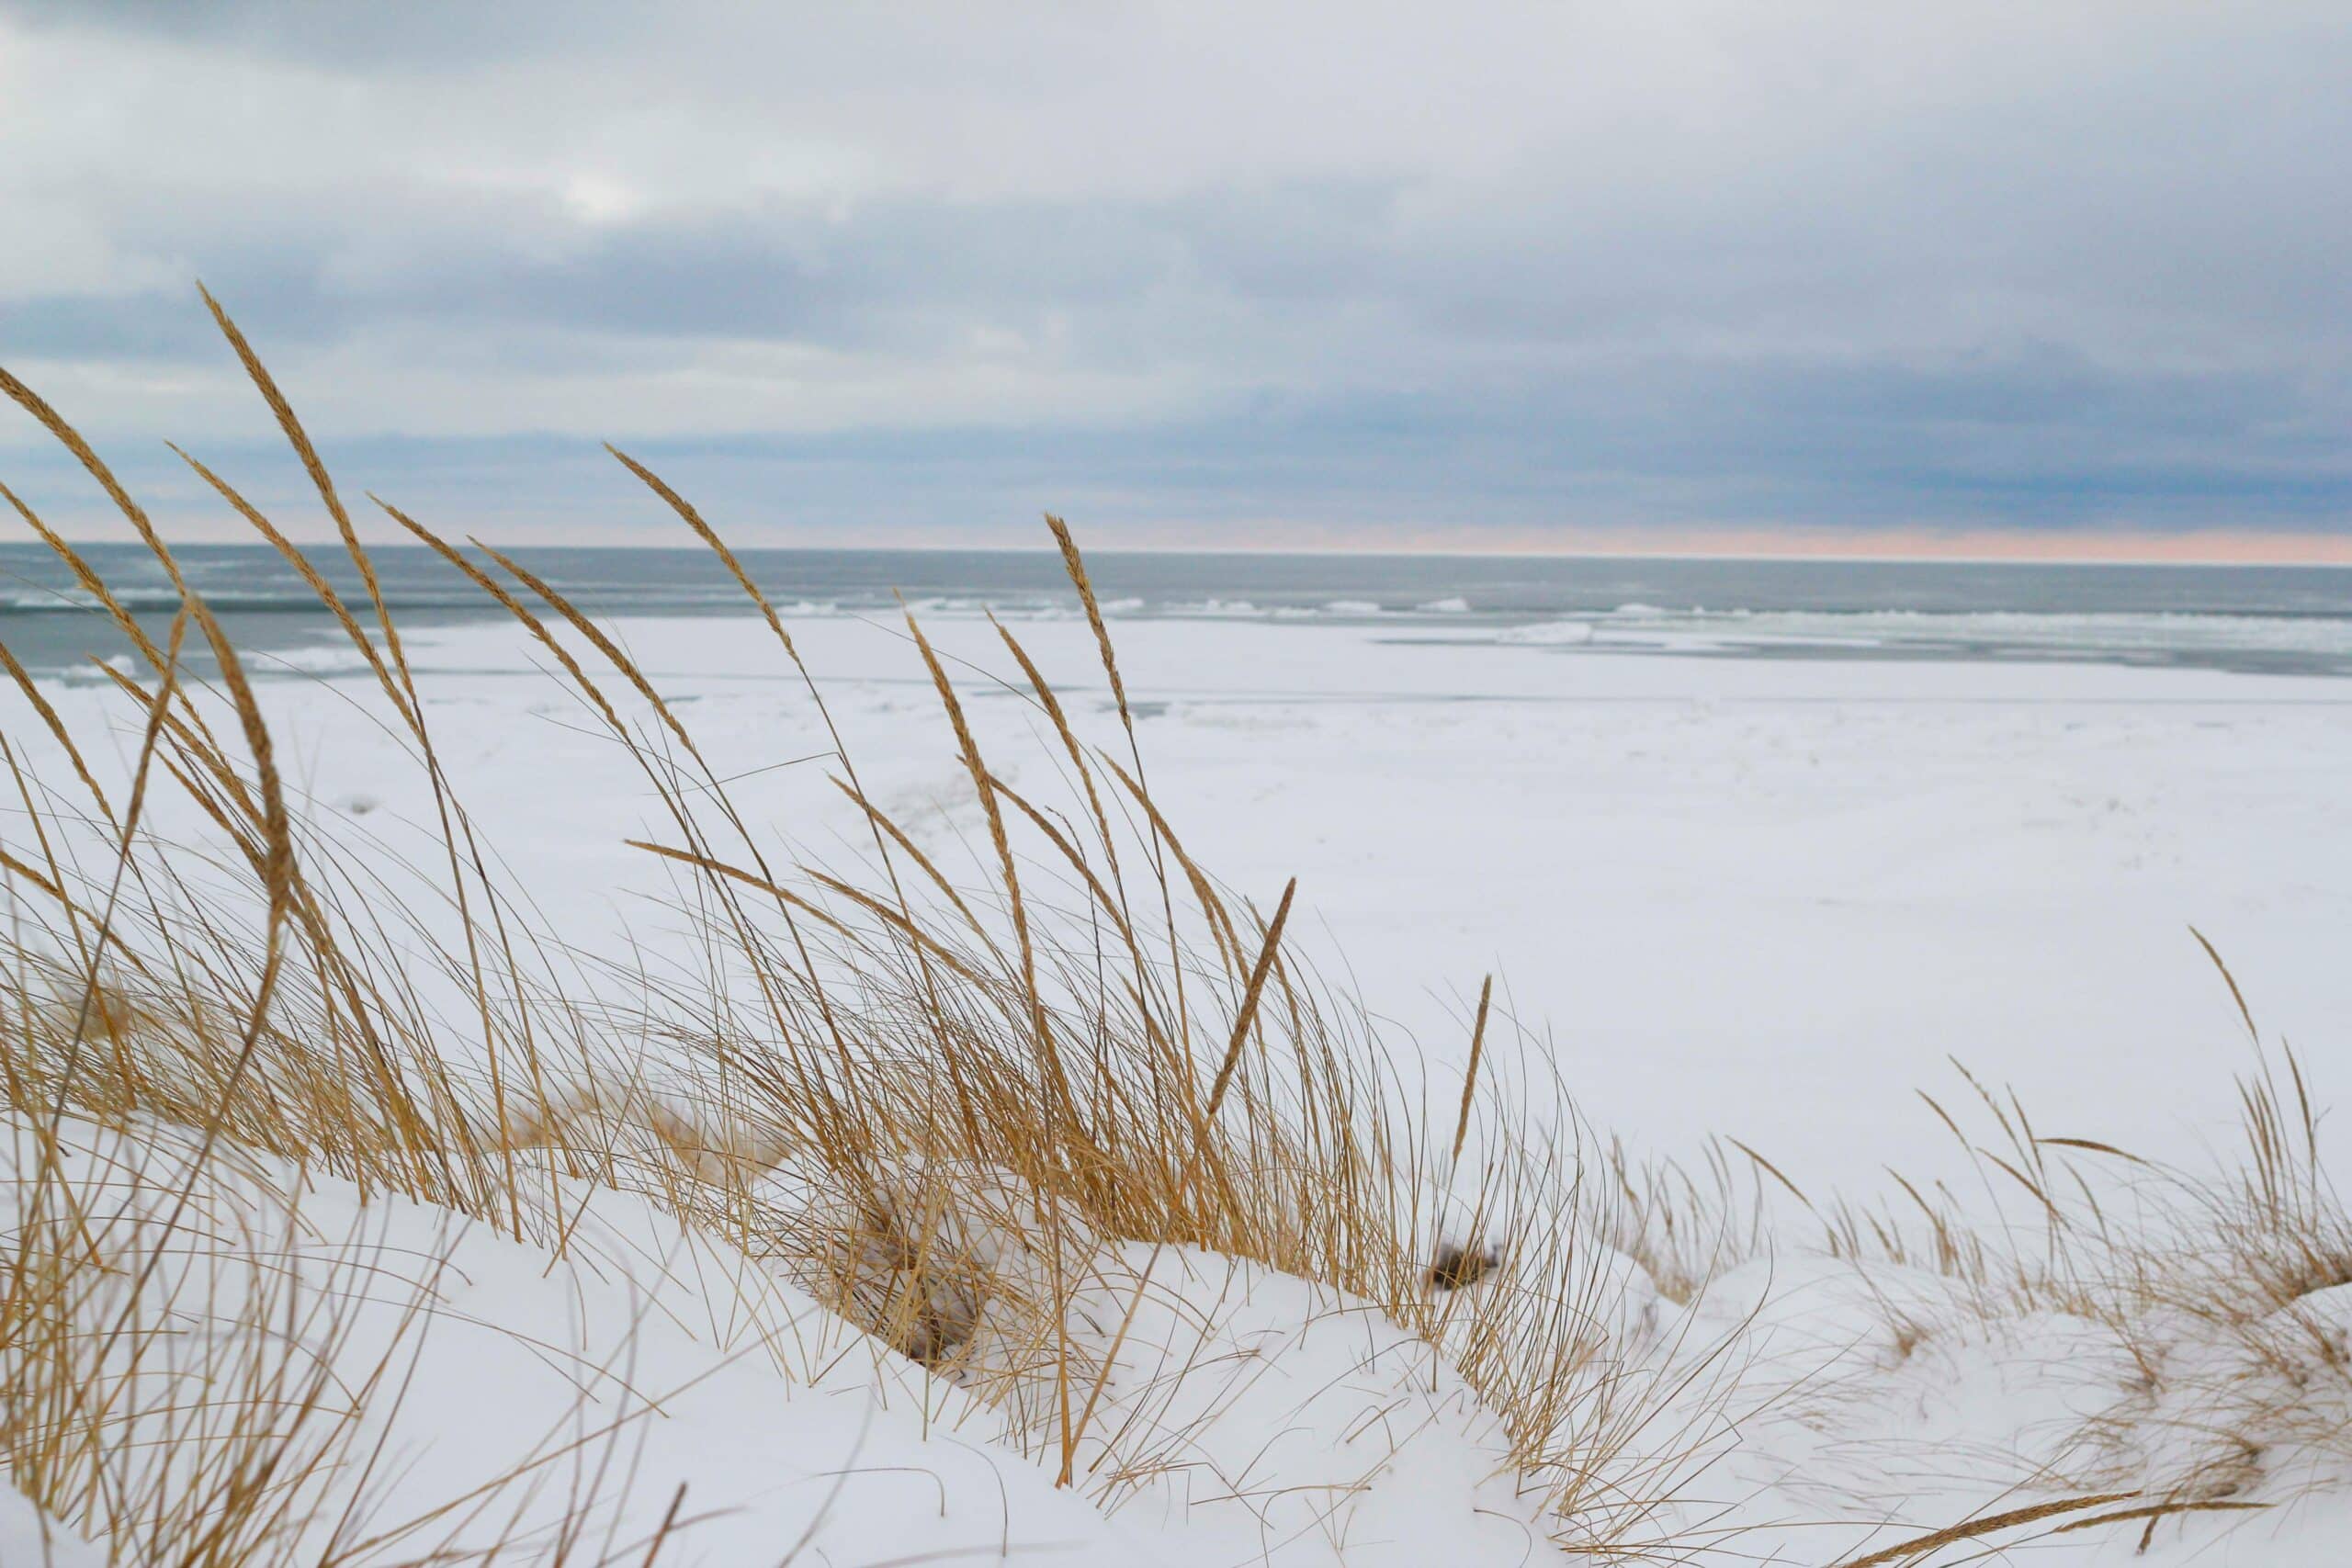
[2,1,2349,556]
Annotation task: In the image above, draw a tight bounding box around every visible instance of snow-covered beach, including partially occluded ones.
[8,570,2352,1566]
[48,598,2341,1182]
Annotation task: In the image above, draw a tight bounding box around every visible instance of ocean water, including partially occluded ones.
[3,542,2350,678]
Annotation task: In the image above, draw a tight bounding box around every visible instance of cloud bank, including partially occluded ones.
[2,1,2348,551]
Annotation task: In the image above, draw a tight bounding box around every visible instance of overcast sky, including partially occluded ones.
[3,1,2349,553]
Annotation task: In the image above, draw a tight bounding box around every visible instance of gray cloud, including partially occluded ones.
[2,0,2348,547]
[2,0,632,68]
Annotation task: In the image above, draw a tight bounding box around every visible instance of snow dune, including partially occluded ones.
[6,582,2351,1564]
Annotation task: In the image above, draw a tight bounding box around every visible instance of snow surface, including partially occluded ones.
[27,607,2339,1183]
[12,1109,2352,1565]
[0,1120,1573,1565]
[8,605,2352,1562]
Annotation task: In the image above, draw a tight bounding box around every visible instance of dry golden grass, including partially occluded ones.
[0,607,698,1564]
[3,296,2348,1564]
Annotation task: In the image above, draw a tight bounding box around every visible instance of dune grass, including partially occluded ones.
[2,301,2348,1562]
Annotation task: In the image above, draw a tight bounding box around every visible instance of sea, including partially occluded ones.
[4,542,2351,679]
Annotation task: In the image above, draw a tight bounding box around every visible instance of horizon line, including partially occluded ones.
[17,520,2352,569]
